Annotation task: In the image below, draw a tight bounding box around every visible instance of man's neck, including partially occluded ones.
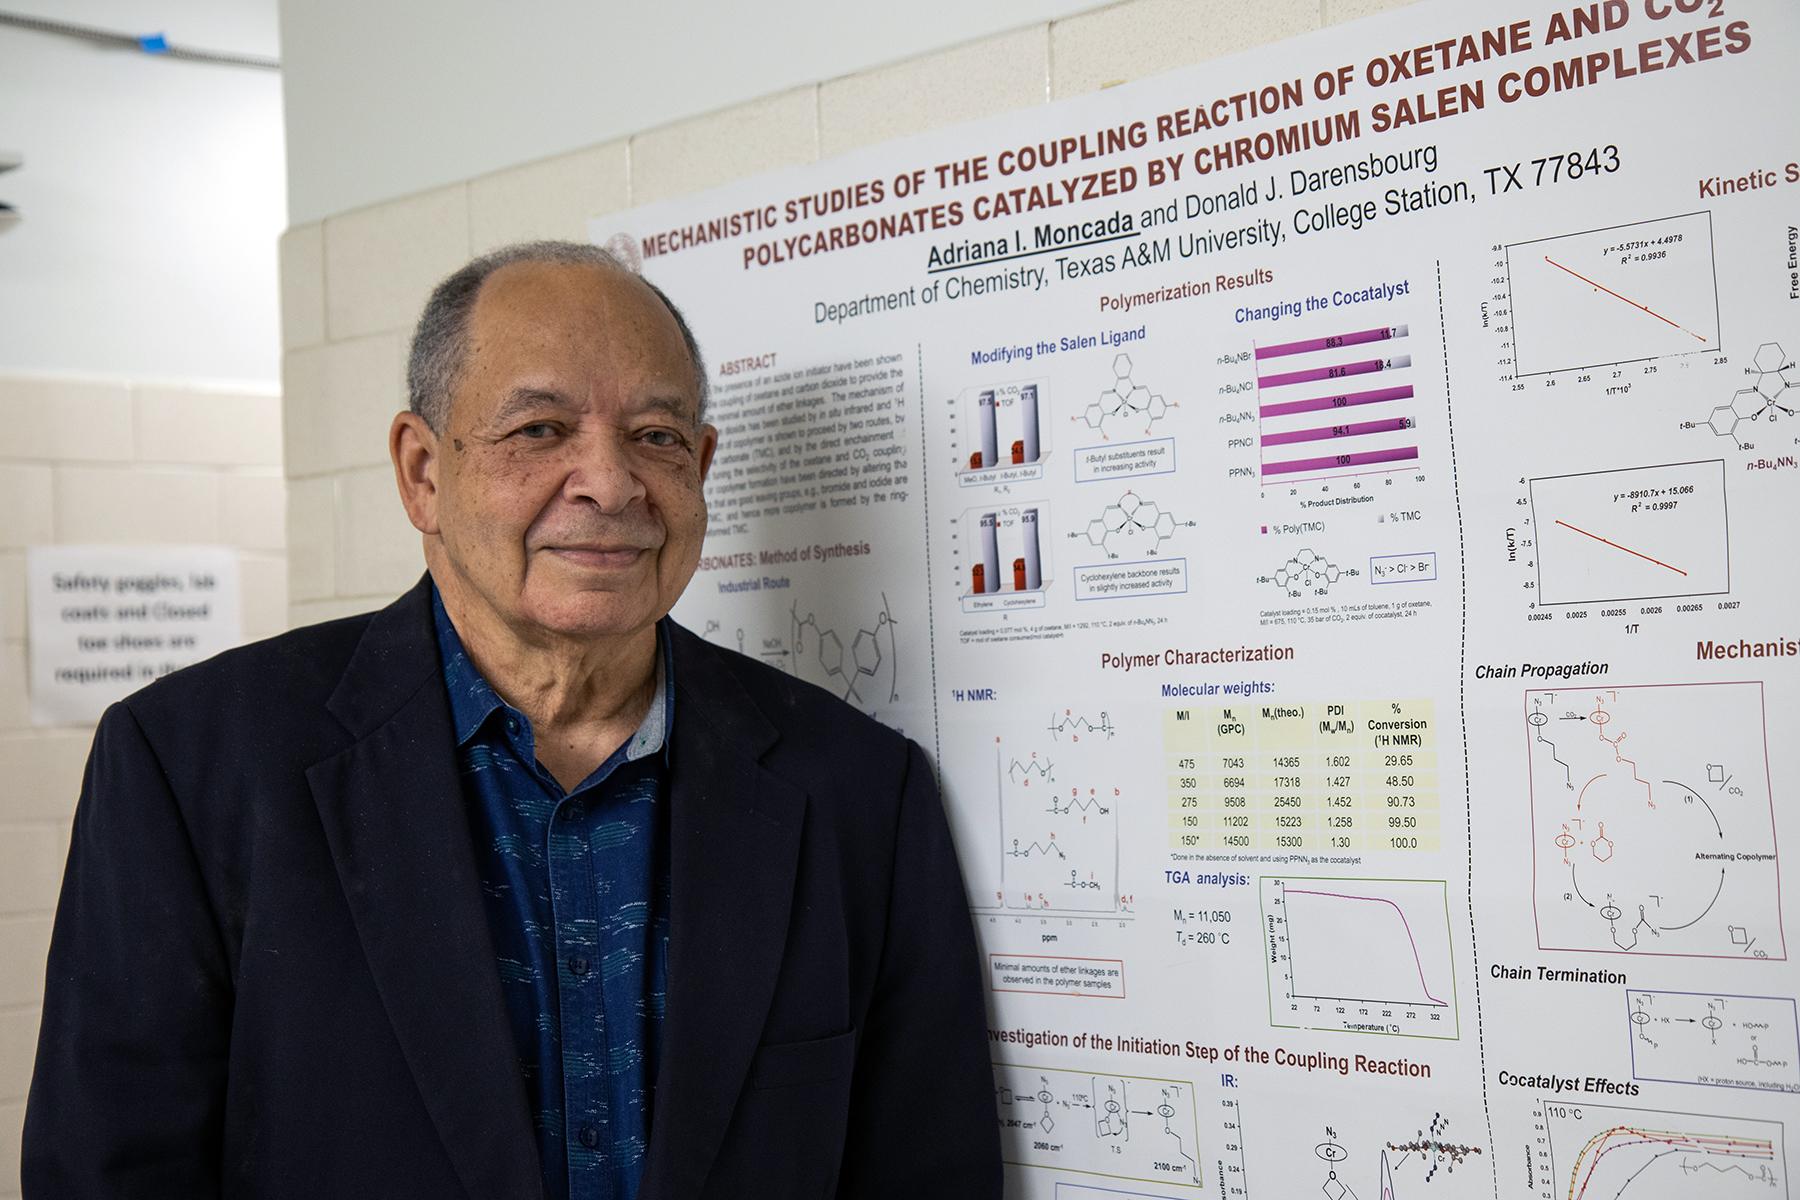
[432,570,660,792]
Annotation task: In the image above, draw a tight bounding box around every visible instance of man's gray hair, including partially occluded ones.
[406,239,709,432]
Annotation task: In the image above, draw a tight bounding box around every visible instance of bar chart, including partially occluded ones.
[961,503,1053,611]
[957,378,1051,487]
[1256,324,1419,485]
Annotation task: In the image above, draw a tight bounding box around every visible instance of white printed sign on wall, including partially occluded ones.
[28,545,241,725]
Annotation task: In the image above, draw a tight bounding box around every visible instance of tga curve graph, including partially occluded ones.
[1506,211,1720,376]
[1527,460,1729,606]
[1260,876,1459,1039]
[1526,682,1784,960]
[1534,1098,1784,1200]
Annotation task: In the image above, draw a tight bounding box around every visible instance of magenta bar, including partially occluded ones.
[1262,416,1413,446]
[1256,325,1409,360]
[1261,445,1419,477]
[1259,354,1410,389]
[1260,384,1411,418]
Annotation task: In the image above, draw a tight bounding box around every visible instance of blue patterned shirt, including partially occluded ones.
[433,591,671,1200]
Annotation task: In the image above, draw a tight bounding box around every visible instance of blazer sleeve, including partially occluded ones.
[835,740,1002,1199]
[22,702,233,1198]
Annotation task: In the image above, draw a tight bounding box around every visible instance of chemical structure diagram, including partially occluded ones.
[791,594,899,708]
[995,726,1129,914]
[1631,991,1730,1050]
[1076,354,1173,438]
[1689,341,1798,449]
[1525,683,1785,960]
[1316,1128,1356,1200]
[1626,988,1800,1091]
[1075,491,1194,559]
[1048,709,1114,741]
[993,1067,1200,1187]
[1003,749,1064,865]
[1007,752,1054,786]
[1260,548,1358,595]
[1387,1112,1481,1183]
[1047,786,1115,818]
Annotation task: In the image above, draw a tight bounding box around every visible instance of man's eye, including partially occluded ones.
[641,430,680,447]
[517,423,559,439]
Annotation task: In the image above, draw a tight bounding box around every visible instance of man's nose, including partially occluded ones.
[561,430,647,513]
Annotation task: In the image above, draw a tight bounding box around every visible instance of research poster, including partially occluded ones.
[594,1,1799,1195]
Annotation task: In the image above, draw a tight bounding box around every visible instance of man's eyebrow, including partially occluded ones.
[487,388,574,427]
[635,395,697,423]
[483,388,698,429]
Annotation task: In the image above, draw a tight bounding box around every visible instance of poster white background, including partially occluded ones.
[597,2,1799,1195]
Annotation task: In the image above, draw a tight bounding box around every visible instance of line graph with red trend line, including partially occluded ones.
[1505,211,1720,377]
[1542,256,1711,344]
[1527,460,1730,606]
[1552,519,1688,577]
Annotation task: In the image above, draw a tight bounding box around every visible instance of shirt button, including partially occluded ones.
[569,955,590,977]
[559,805,578,822]
[506,717,519,733]
[577,1124,599,1149]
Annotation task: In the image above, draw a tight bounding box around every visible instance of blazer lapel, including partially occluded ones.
[639,625,807,1200]
[308,579,543,1200]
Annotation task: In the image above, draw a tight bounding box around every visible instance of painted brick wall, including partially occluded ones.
[0,375,286,1195]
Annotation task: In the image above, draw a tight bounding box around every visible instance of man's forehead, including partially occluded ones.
[472,259,669,332]
[459,262,697,409]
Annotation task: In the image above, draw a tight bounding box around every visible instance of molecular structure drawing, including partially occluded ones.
[1077,354,1172,437]
[993,1069,1200,1187]
[1387,1112,1480,1183]
[1047,710,1115,741]
[791,594,899,708]
[1694,341,1798,448]
[1008,753,1054,784]
[1078,491,1193,558]
[1263,548,1358,594]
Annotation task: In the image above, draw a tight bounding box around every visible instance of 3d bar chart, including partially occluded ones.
[963,504,1051,610]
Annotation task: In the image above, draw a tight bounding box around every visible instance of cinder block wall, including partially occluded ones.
[279,0,1419,625]
[0,376,287,1194]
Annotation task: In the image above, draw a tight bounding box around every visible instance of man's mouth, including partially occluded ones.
[542,544,651,570]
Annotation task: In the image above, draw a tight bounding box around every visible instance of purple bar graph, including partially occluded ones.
[1261,445,1418,477]
[1256,324,1409,360]
[1260,384,1411,419]
[1259,354,1411,390]
[1262,416,1413,447]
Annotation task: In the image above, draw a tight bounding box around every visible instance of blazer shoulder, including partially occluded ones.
[120,609,377,742]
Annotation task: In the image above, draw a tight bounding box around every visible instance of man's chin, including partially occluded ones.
[514,591,663,643]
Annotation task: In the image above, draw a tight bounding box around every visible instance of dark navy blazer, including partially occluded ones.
[23,576,1001,1199]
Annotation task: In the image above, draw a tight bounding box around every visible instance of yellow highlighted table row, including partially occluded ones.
[1165,751,1439,770]
[1165,772,1440,794]
[1170,811,1441,831]
[1170,831,1443,852]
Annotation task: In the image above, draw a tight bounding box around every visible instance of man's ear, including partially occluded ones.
[391,411,443,535]
[697,423,719,483]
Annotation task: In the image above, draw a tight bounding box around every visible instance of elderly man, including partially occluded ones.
[24,242,1000,1199]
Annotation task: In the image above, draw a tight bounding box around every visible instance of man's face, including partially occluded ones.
[419,261,716,645]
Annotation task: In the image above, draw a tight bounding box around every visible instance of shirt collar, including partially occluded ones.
[430,585,672,766]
